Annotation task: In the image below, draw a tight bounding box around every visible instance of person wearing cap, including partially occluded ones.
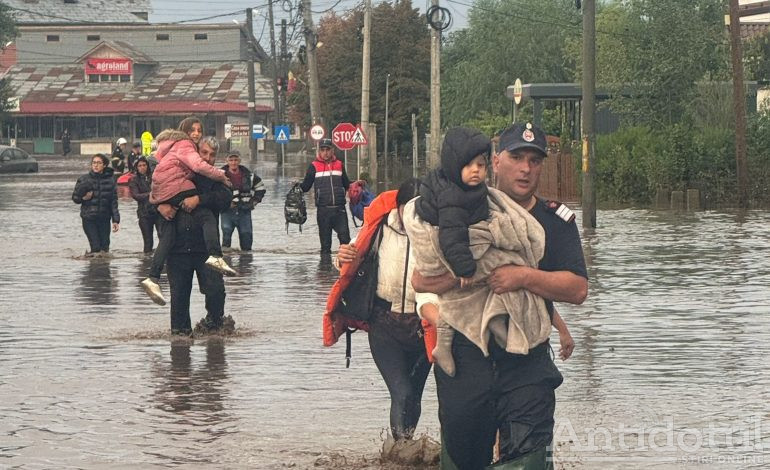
[412,122,587,468]
[299,137,351,255]
[220,149,266,251]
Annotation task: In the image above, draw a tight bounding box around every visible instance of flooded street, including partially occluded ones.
[2,155,770,469]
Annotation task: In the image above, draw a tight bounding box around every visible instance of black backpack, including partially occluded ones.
[284,182,307,232]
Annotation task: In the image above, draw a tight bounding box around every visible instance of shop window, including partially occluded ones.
[156,33,170,41]
[98,116,114,138]
[82,117,97,139]
[56,118,79,140]
[26,117,39,138]
[116,116,130,139]
[87,35,100,41]
[119,75,130,83]
[40,116,54,139]
[14,118,26,139]
[100,74,109,82]
[194,33,208,41]
[47,35,60,42]
[110,75,119,82]
[88,75,98,83]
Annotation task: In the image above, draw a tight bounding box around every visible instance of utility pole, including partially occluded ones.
[580,0,596,228]
[428,0,441,169]
[411,113,418,177]
[246,8,258,163]
[360,0,372,180]
[302,0,322,126]
[280,19,288,124]
[384,73,390,188]
[729,0,749,208]
[268,0,280,128]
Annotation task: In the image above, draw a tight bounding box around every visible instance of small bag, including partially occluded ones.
[338,222,384,322]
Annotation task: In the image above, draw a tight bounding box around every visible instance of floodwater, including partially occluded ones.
[1,154,769,469]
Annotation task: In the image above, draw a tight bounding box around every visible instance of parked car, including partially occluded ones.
[0,146,38,173]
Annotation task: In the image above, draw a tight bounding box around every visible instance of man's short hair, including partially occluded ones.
[199,135,219,153]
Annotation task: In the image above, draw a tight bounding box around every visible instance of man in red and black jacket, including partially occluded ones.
[299,138,351,254]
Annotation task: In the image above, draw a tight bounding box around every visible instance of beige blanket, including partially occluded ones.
[403,187,551,355]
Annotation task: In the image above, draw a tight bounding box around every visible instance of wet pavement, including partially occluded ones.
[1,154,769,468]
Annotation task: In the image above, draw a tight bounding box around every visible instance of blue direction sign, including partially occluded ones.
[252,123,267,139]
[274,125,290,144]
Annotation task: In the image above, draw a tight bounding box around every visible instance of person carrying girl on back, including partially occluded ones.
[140,118,235,306]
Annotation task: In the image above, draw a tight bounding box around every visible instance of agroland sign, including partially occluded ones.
[84,58,132,75]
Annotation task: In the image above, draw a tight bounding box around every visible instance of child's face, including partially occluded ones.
[461,154,487,186]
[188,123,202,144]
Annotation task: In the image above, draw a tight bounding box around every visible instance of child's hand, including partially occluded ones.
[459,277,474,288]
[559,330,575,361]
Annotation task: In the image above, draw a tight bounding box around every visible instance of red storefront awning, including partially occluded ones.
[19,101,272,114]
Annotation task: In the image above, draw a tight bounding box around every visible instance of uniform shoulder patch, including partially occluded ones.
[544,200,576,223]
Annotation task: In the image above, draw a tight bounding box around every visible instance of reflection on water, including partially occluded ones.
[2,158,770,468]
[78,258,119,305]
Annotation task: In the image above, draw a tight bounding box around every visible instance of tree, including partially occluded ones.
[0,3,17,119]
[289,1,430,155]
[582,0,728,126]
[441,0,579,127]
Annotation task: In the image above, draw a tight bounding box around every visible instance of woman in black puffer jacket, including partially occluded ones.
[129,156,159,253]
[72,154,121,255]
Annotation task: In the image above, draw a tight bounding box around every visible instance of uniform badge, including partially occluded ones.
[522,129,535,142]
[546,200,576,223]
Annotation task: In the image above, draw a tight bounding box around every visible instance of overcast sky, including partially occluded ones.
[149,0,471,48]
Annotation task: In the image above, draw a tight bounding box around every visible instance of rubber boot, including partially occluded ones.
[432,319,456,377]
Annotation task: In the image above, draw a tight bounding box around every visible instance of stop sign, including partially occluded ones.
[332,122,357,151]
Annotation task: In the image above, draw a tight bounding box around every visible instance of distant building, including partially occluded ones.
[1,0,273,155]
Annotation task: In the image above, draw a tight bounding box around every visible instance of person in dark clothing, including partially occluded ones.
[129,157,160,253]
[72,153,120,255]
[61,129,71,157]
[112,138,127,174]
[412,122,588,469]
[156,137,232,336]
[220,149,266,251]
[299,138,351,254]
[127,141,142,173]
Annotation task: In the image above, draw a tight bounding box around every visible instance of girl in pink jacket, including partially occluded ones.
[140,128,235,307]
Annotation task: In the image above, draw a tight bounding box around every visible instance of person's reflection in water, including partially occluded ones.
[78,258,118,305]
[153,339,230,423]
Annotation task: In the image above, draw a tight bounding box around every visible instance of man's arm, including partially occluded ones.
[341,164,351,190]
[251,174,266,203]
[197,182,232,213]
[299,165,315,192]
[411,270,459,295]
[486,265,587,305]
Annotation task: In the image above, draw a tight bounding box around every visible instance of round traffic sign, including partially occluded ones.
[332,122,357,151]
[513,78,523,105]
[310,124,325,141]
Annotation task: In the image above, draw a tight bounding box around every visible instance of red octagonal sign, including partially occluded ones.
[332,122,357,151]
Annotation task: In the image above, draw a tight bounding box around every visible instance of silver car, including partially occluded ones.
[0,146,39,173]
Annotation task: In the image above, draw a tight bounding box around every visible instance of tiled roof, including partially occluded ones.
[5,0,151,25]
[3,62,275,114]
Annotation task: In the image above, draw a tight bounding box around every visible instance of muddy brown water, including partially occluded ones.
[1,155,769,469]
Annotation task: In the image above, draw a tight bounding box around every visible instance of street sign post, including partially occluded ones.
[352,125,368,179]
[310,124,325,141]
[332,122,357,151]
[274,125,290,169]
[512,78,523,123]
[252,124,267,139]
